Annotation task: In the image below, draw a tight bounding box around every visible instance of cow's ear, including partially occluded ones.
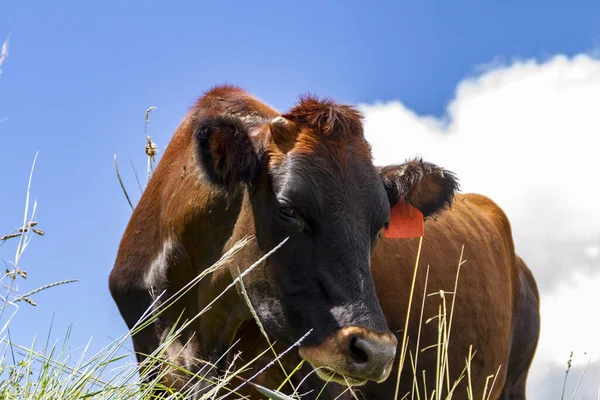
[194,115,265,191]
[378,159,459,217]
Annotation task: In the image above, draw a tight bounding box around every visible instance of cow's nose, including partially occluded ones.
[299,326,398,384]
[345,330,397,382]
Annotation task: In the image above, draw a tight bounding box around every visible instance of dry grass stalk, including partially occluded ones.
[411,265,430,400]
[144,106,158,182]
[236,265,300,397]
[570,350,595,400]
[113,155,134,211]
[394,236,425,400]
[13,279,79,305]
[223,329,313,399]
[562,351,574,400]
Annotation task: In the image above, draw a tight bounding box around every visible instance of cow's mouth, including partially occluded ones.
[314,367,369,386]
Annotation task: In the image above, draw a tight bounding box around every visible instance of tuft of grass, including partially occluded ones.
[0,154,78,334]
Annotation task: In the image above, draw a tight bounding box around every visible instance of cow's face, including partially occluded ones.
[194,97,458,386]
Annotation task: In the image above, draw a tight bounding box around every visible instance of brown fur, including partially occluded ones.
[109,85,540,400]
[283,95,364,138]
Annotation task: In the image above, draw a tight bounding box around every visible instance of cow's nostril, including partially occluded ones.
[345,334,397,381]
[349,336,369,365]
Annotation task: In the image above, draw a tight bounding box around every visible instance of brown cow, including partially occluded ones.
[109,85,540,399]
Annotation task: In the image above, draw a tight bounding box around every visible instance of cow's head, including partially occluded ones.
[193,96,458,386]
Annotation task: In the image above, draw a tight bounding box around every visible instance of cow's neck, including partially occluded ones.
[188,184,258,372]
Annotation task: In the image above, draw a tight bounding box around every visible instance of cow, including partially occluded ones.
[108,85,540,400]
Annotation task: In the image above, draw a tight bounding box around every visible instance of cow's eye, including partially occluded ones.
[279,206,299,220]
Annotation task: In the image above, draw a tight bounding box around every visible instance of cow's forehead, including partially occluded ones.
[270,145,388,220]
[275,139,374,186]
[267,95,389,218]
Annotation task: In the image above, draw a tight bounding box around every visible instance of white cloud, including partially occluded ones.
[0,37,8,77]
[585,245,600,260]
[360,54,600,399]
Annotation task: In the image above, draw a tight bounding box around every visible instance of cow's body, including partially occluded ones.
[109,85,539,399]
[229,193,540,400]
[371,193,540,399]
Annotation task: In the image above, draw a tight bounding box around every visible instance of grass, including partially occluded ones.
[1,103,597,399]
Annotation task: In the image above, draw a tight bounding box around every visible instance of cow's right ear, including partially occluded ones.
[194,115,265,191]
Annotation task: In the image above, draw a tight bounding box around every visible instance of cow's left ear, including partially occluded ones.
[378,159,460,217]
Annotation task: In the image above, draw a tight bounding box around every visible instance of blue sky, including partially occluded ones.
[2,1,600,397]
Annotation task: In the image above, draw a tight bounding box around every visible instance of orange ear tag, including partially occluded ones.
[383,201,424,239]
